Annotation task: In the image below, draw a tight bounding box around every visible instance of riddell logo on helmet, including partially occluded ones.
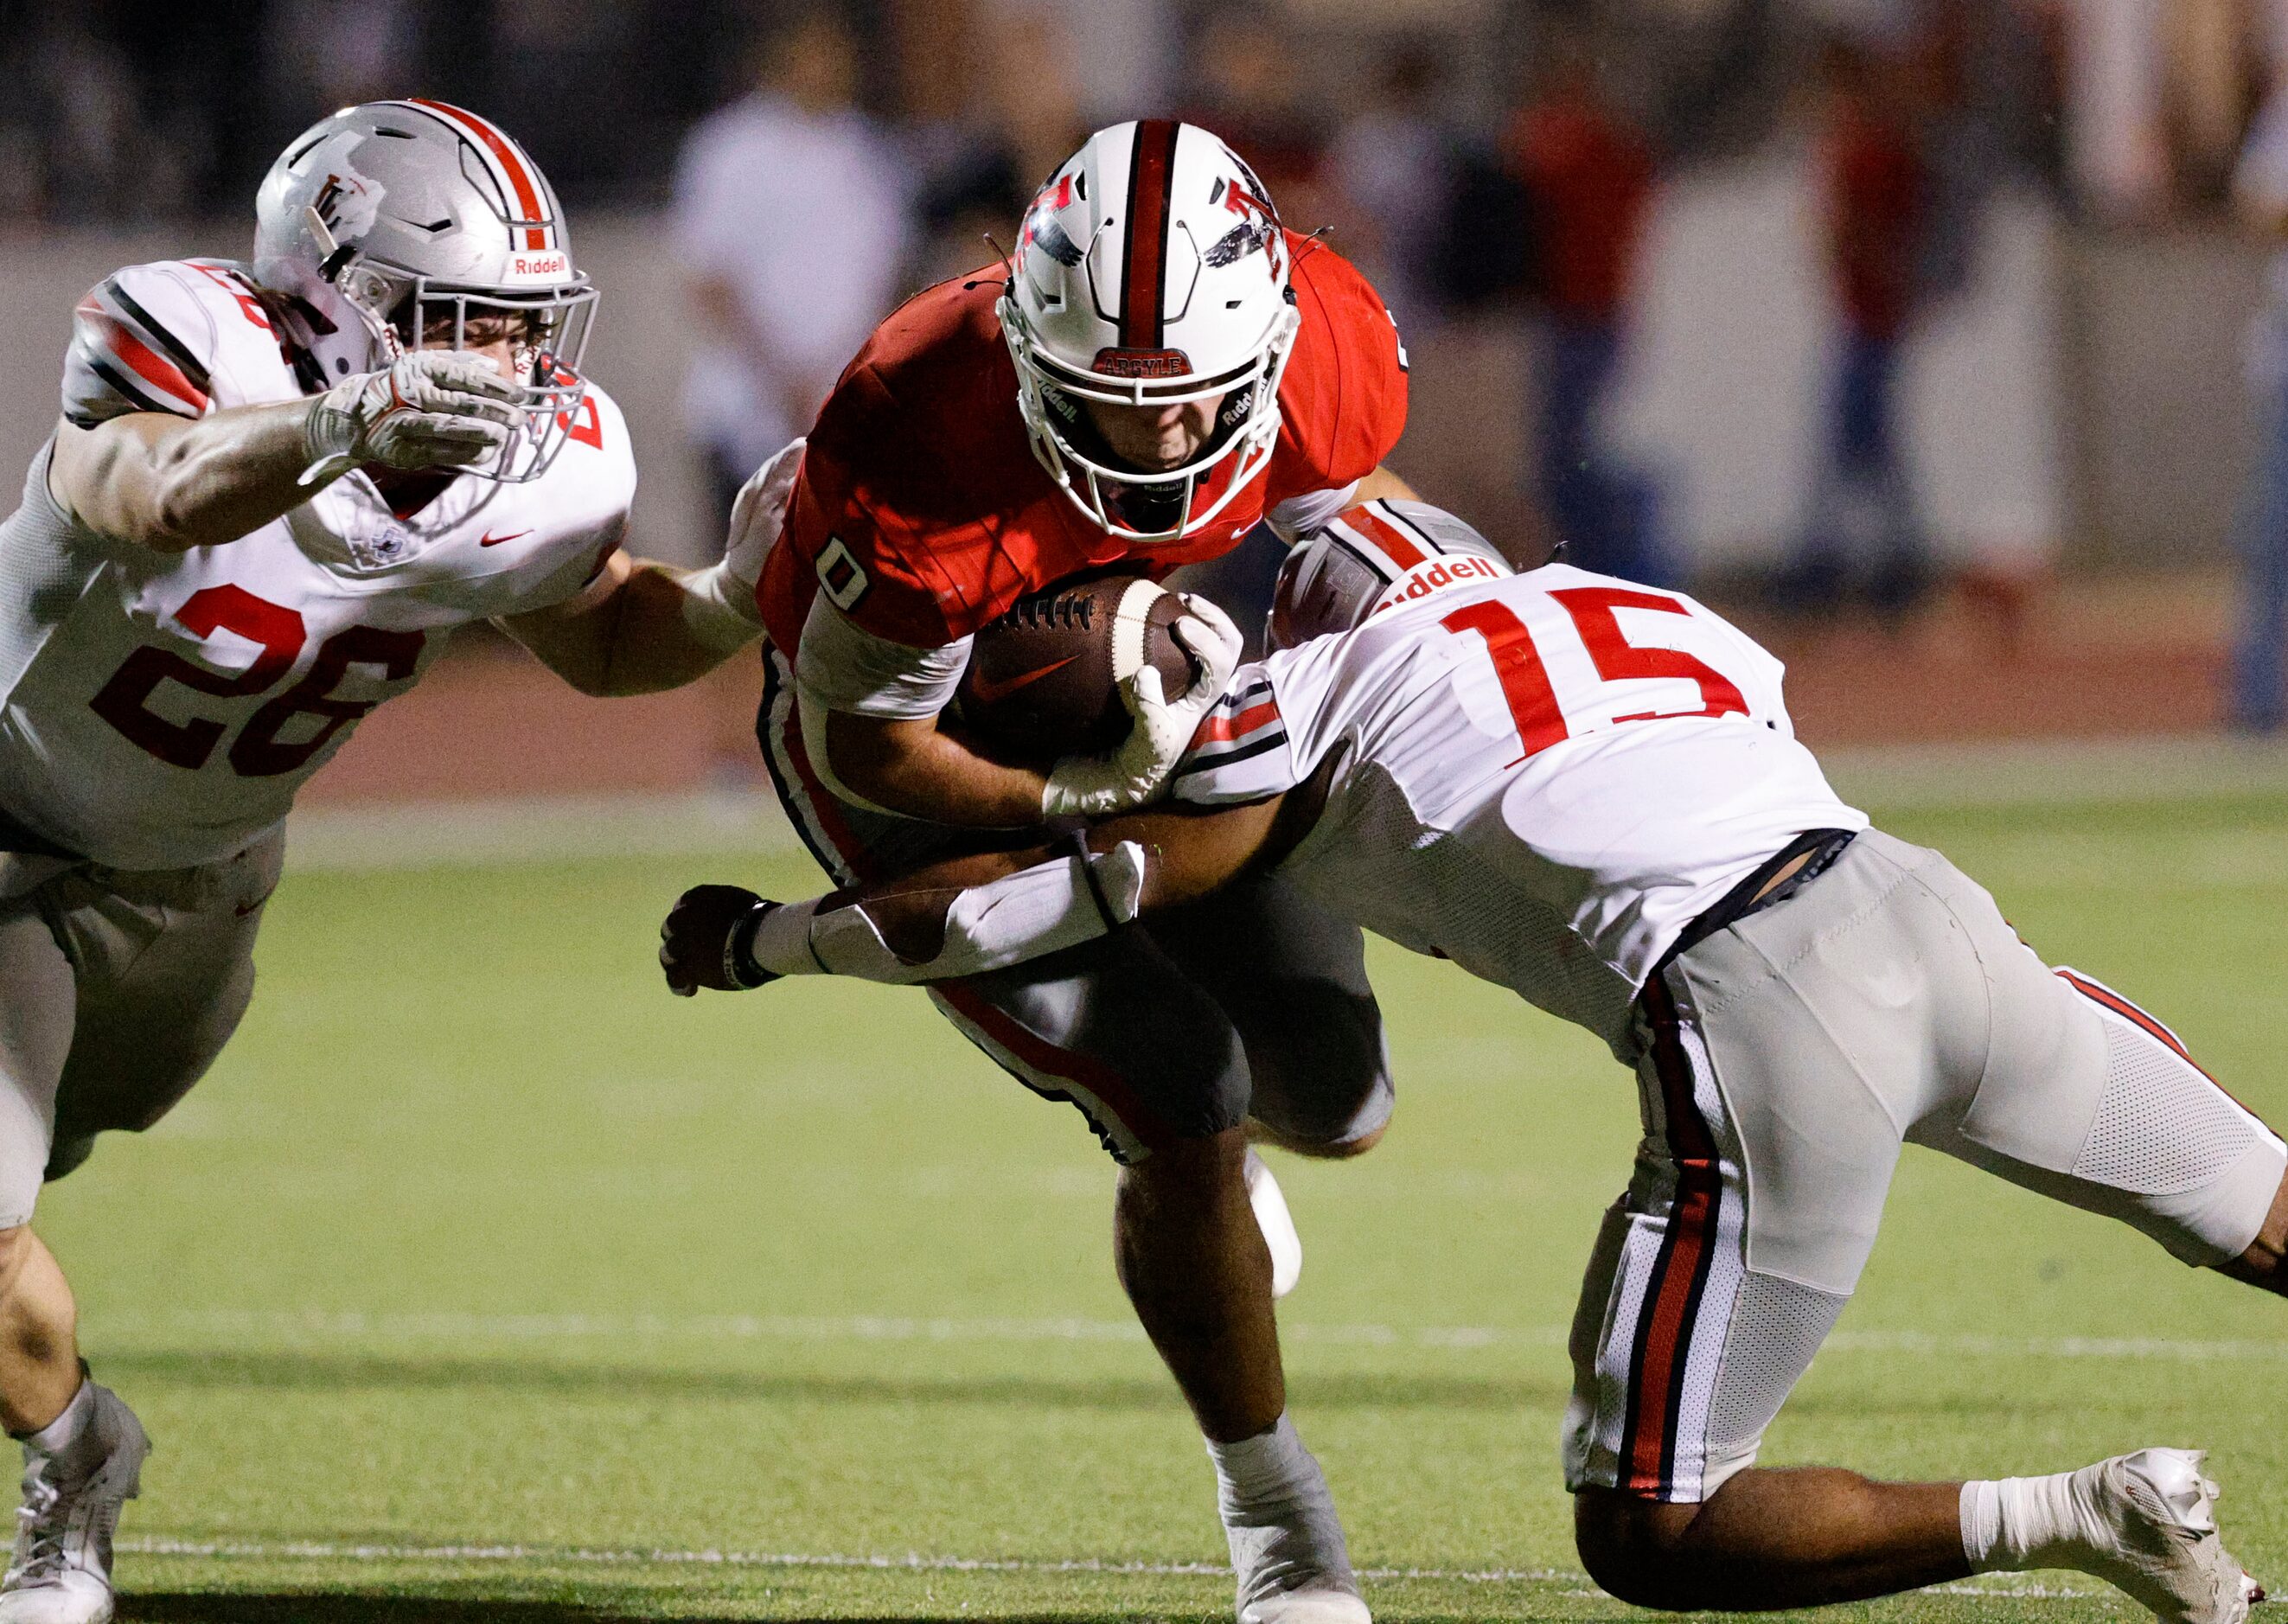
[511,252,568,278]
[1371,556,1503,616]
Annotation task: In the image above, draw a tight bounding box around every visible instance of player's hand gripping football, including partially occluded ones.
[302,350,527,484]
[660,884,780,996]
[1040,593,1244,818]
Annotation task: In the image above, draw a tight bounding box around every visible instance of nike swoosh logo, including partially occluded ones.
[477,529,531,547]
[968,655,1078,704]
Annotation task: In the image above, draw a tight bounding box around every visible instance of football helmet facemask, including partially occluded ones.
[252,99,598,483]
[1000,120,1301,545]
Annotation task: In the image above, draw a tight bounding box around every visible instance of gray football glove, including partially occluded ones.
[303,351,526,484]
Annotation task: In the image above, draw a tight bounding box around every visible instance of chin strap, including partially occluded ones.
[747,841,1149,986]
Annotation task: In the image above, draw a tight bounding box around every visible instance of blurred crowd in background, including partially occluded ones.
[10,0,2288,721]
[13,0,2282,233]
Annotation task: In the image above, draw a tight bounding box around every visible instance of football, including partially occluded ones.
[955,571,1201,758]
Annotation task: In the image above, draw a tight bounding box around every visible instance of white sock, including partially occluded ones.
[19,1378,94,1468]
[1206,1413,1317,1516]
[1961,1467,2100,1573]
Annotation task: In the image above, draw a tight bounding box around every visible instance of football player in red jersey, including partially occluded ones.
[747,120,1413,1624]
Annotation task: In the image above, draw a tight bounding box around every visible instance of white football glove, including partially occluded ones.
[302,350,526,485]
[723,437,805,600]
[1040,593,1244,819]
[681,437,805,650]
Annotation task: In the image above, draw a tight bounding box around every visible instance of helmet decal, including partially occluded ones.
[303,135,384,242]
[1019,174,1083,267]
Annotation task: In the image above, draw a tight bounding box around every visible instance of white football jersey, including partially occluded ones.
[1173,563,1867,1054]
[0,259,635,870]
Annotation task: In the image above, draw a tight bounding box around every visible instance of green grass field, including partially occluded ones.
[40,788,2288,1622]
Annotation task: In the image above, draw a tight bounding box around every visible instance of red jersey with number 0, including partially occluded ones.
[0,259,633,869]
[1170,561,1865,1053]
[758,233,1409,657]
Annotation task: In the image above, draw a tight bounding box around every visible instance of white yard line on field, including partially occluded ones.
[90,1308,2286,1362]
[279,736,2288,873]
[113,1536,2113,1598]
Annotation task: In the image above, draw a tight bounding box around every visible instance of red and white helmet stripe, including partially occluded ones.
[399,99,559,253]
[1268,499,1515,653]
[1117,119,1181,353]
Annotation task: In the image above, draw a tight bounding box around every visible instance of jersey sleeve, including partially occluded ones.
[61,263,227,426]
[1170,668,1303,805]
[1262,238,1410,516]
[795,593,972,718]
[785,360,975,649]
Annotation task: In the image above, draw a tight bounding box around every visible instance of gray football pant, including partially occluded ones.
[1563,828,2287,1503]
[0,834,282,1228]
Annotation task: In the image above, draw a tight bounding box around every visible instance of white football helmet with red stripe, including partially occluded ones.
[1000,119,1301,544]
[1268,499,1513,653]
[252,99,597,482]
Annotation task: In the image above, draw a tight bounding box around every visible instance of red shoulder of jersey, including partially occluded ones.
[1263,233,1409,509]
[764,272,1057,650]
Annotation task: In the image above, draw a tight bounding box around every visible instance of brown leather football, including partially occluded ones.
[955,570,1199,758]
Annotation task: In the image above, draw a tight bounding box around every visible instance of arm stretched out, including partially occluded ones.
[658,790,1312,995]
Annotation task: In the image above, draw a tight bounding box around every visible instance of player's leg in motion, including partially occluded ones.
[0,839,276,1624]
[761,665,1365,1624]
[1566,830,2278,1621]
[1149,876,1395,1299]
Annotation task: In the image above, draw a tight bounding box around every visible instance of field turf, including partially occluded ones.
[41,788,2288,1622]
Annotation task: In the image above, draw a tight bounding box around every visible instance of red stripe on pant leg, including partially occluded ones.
[768,661,876,884]
[2056,970,2193,1063]
[1620,971,1724,1496]
[2055,970,2272,1119]
[1120,120,1180,349]
[937,983,1171,1157]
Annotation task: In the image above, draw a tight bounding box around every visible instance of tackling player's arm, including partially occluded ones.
[50,321,527,553]
[1352,465,1418,505]
[494,439,802,696]
[658,756,1337,994]
[48,401,329,553]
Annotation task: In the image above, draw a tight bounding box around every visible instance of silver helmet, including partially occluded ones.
[252,99,598,482]
[1268,499,1514,653]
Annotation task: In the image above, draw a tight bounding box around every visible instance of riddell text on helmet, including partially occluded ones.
[1371,556,1505,616]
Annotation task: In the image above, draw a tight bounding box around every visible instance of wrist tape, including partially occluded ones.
[681,560,764,653]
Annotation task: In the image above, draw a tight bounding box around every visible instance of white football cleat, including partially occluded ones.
[0,1385,147,1624]
[2068,1448,2264,1624]
[1221,1430,1367,1624]
[1245,1148,1302,1300]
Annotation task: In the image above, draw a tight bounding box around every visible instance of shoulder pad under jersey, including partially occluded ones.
[61,259,296,426]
